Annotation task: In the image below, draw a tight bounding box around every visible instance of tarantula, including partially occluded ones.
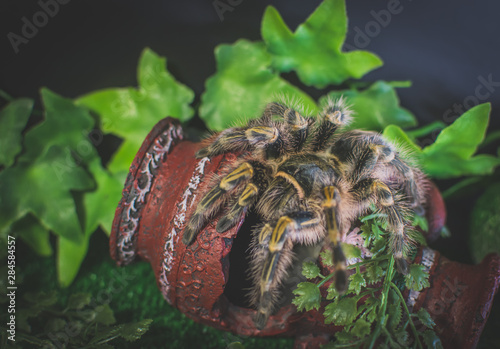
[182,98,426,329]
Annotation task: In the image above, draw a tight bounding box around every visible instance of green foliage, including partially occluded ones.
[348,271,366,295]
[76,48,195,174]
[301,261,322,279]
[292,282,321,311]
[0,49,195,287]
[293,214,441,348]
[323,81,417,131]
[1,1,499,347]
[342,242,362,259]
[261,0,382,87]
[469,182,500,262]
[0,145,93,242]
[0,285,151,348]
[324,297,358,326]
[383,104,500,178]
[422,103,499,177]
[405,264,430,292]
[416,308,436,329]
[199,40,317,131]
[0,98,33,167]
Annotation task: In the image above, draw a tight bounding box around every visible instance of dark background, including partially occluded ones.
[1,0,499,344]
[1,0,499,128]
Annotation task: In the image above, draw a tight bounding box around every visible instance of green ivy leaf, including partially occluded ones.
[324,297,357,325]
[416,308,435,329]
[421,103,500,178]
[421,330,444,349]
[382,124,422,158]
[292,282,321,311]
[76,48,194,173]
[348,272,366,295]
[12,214,52,257]
[261,0,382,87]
[405,264,430,291]
[324,81,417,131]
[58,234,89,287]
[351,318,371,338]
[84,158,123,237]
[23,89,97,163]
[56,150,121,287]
[0,98,33,167]
[301,261,321,279]
[0,146,93,242]
[199,39,317,131]
[0,89,98,250]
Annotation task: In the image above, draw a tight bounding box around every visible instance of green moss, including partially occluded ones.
[15,231,293,349]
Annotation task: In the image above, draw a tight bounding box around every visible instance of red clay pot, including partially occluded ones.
[110,117,500,349]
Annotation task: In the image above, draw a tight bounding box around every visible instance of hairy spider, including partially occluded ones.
[182,98,427,329]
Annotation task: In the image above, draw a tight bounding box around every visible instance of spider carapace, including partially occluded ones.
[182,98,426,329]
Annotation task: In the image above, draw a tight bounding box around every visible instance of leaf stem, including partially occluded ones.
[317,271,335,288]
[368,256,395,349]
[316,254,388,289]
[406,121,446,139]
[347,255,389,270]
[390,282,423,349]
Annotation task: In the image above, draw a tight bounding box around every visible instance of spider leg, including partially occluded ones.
[339,132,425,213]
[251,211,323,330]
[321,186,348,293]
[216,161,270,233]
[261,102,310,151]
[310,97,352,152]
[352,178,411,274]
[182,161,255,245]
[387,156,425,215]
[195,125,287,159]
[337,137,425,214]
